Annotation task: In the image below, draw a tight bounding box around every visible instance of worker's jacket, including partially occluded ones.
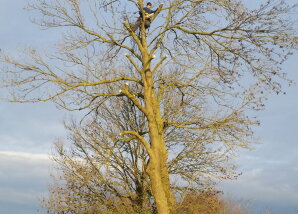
[139,7,157,19]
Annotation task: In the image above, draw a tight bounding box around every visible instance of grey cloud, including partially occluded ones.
[220,165,298,214]
[220,139,298,213]
[0,151,50,214]
[0,102,66,153]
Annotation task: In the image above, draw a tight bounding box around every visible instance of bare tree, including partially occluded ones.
[44,99,153,213]
[1,0,297,213]
[43,94,239,213]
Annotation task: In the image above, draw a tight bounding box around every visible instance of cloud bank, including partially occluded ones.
[0,151,51,214]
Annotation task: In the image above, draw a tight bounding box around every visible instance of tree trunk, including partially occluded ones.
[147,157,170,214]
[143,69,175,213]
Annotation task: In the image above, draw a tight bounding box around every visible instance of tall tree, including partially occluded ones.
[1,0,297,213]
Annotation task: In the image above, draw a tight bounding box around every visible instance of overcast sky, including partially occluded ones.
[0,1,297,214]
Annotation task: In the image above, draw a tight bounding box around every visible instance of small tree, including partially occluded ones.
[176,190,250,214]
[1,0,297,213]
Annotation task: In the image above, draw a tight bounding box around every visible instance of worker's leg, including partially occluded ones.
[145,19,151,29]
[130,17,141,32]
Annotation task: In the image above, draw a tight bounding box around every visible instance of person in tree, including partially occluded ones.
[131,2,159,32]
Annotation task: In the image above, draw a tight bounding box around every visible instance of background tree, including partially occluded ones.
[1,0,297,213]
[43,95,239,213]
[44,98,153,214]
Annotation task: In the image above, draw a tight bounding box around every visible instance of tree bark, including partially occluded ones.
[143,68,175,213]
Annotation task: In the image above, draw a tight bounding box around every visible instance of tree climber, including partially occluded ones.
[130,2,159,32]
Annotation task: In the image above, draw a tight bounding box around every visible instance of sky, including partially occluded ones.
[0,1,297,214]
